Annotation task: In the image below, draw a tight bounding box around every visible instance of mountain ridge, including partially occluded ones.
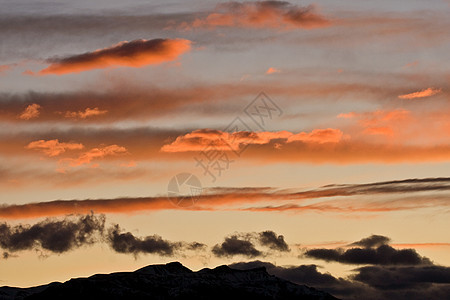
[0,262,339,300]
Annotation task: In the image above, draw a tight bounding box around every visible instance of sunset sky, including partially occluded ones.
[1,1,449,299]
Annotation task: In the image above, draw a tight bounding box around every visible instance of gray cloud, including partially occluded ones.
[304,235,432,266]
[353,265,450,290]
[212,235,262,258]
[0,213,105,254]
[230,261,450,300]
[349,235,391,248]
[107,224,183,256]
[212,230,290,258]
[258,230,290,252]
[0,214,207,258]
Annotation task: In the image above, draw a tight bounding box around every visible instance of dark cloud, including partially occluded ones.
[349,235,391,248]
[229,260,373,299]
[0,214,208,258]
[353,265,450,290]
[258,230,290,252]
[230,261,340,286]
[39,38,191,74]
[107,225,206,257]
[186,242,207,251]
[212,235,261,258]
[230,261,450,300]
[319,177,450,195]
[107,224,183,256]
[304,235,432,266]
[212,230,290,258]
[0,214,105,253]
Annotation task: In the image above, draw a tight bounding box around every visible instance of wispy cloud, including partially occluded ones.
[398,88,442,99]
[26,139,84,157]
[1,177,449,219]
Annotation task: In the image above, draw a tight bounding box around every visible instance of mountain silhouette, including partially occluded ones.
[0,262,339,299]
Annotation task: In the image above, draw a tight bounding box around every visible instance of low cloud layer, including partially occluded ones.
[230,260,450,300]
[304,235,432,265]
[1,220,449,300]
[353,265,450,290]
[0,214,204,258]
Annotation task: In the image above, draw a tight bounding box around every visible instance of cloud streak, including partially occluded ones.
[39,38,191,74]
[0,177,449,219]
[398,88,442,99]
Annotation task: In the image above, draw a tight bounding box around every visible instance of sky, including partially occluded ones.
[0,1,450,299]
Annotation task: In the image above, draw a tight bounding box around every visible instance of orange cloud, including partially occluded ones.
[161,128,344,152]
[18,104,41,120]
[39,38,191,75]
[0,64,11,74]
[26,139,84,157]
[64,107,108,119]
[398,87,442,99]
[266,67,281,74]
[188,1,330,30]
[65,145,128,167]
[286,128,344,144]
[338,109,411,137]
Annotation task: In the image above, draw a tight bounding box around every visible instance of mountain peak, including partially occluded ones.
[134,261,192,275]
